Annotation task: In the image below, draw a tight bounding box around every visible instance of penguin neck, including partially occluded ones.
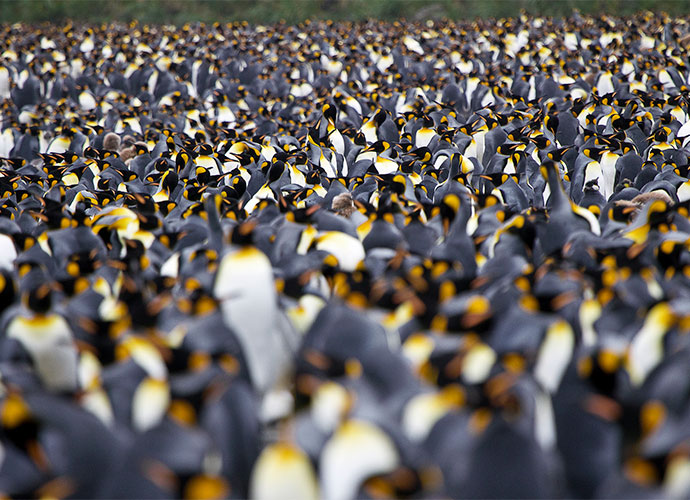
[546,167,569,212]
[448,157,460,180]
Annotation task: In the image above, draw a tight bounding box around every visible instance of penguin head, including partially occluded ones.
[19,268,55,314]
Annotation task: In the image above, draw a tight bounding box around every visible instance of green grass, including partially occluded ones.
[1,0,690,25]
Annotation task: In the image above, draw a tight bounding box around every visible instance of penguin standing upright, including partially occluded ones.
[213,222,297,421]
[4,272,78,393]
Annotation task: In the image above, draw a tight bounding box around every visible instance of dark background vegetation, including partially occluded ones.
[1,0,690,24]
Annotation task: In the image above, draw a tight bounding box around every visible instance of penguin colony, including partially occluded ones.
[3,11,690,499]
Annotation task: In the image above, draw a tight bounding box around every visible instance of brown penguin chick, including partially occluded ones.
[615,190,674,221]
[103,132,120,152]
[679,32,690,47]
[331,192,356,218]
[631,191,673,206]
[118,135,137,163]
